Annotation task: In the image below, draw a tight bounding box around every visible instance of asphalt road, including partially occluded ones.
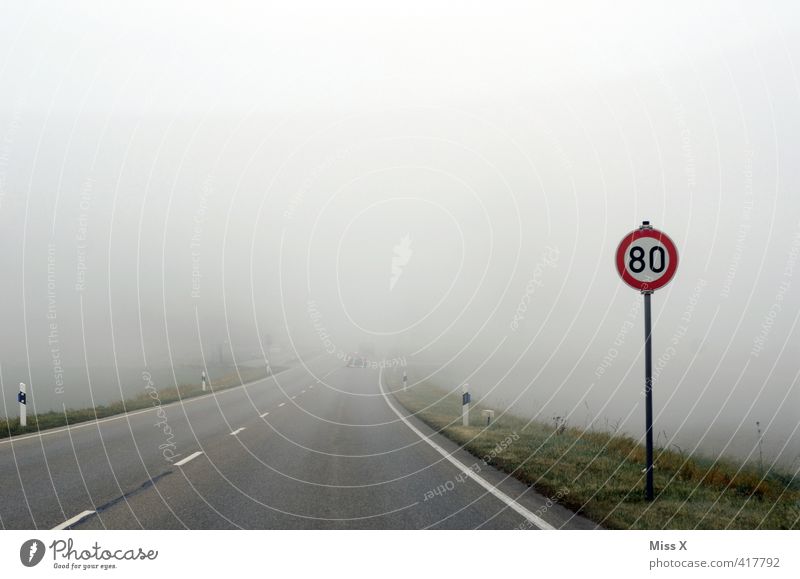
[0,358,598,529]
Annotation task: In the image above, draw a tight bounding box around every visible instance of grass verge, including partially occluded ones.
[394,381,800,529]
[1,366,284,441]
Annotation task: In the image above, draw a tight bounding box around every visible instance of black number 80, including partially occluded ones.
[628,245,665,274]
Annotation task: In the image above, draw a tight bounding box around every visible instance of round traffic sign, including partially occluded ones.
[615,225,678,292]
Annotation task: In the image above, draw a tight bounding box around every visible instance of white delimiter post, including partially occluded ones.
[201,370,207,392]
[461,383,470,427]
[19,382,27,427]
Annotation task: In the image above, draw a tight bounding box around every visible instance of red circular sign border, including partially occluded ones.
[615,228,679,292]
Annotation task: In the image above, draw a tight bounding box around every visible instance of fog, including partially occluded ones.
[0,1,798,468]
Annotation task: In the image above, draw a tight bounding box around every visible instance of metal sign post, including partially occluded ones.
[615,221,679,501]
[643,290,654,501]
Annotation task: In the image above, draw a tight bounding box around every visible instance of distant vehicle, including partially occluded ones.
[358,342,375,357]
[346,353,367,368]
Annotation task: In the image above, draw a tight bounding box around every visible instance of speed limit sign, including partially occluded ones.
[615,221,679,503]
[615,223,679,292]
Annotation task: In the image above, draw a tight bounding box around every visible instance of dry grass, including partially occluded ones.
[1,366,279,440]
[394,382,800,529]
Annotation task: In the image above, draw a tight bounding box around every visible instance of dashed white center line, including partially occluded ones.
[301,390,306,394]
[52,510,95,530]
[230,427,246,436]
[278,402,285,407]
[174,451,204,467]
[291,395,296,400]
[309,384,314,389]
[260,412,269,418]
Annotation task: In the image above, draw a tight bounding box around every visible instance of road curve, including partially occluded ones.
[0,358,597,530]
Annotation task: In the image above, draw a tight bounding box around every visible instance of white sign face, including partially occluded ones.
[615,227,678,292]
[623,236,671,284]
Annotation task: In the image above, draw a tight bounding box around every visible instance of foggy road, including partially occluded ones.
[1,4,799,577]
[0,359,597,530]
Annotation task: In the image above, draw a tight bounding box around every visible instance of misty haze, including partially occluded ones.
[0,1,798,532]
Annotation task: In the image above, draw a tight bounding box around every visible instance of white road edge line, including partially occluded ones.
[174,451,204,467]
[52,510,95,530]
[378,369,555,531]
[230,428,246,436]
[260,412,269,417]
[0,362,310,447]
[3,363,336,450]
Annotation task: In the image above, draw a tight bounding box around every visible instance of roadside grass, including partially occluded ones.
[394,382,800,529]
[0,366,283,440]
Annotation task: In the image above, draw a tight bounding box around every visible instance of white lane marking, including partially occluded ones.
[0,363,308,447]
[301,390,306,394]
[309,385,314,389]
[260,412,269,418]
[291,395,296,399]
[230,428,246,436]
[3,361,339,449]
[52,510,95,530]
[278,402,285,407]
[174,451,204,467]
[378,370,555,531]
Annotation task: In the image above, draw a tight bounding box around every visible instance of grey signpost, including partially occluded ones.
[615,221,679,501]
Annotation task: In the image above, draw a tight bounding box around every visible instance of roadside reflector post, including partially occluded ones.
[18,382,27,428]
[615,220,679,502]
[482,409,495,426]
[403,370,408,391]
[201,370,207,392]
[461,383,471,427]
